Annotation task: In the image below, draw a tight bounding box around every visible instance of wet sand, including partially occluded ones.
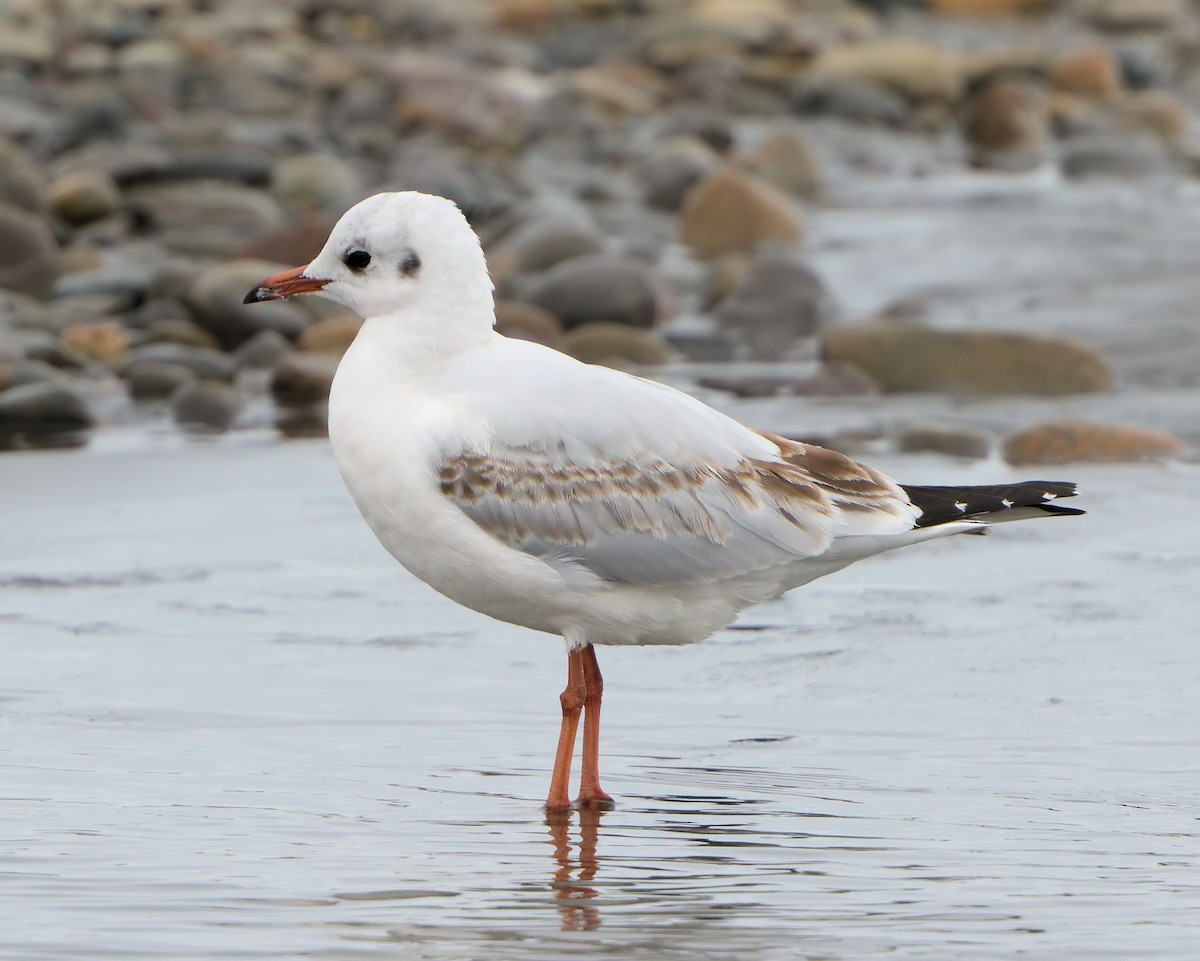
[3,436,1198,960]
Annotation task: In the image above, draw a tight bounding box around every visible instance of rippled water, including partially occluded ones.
[3,438,1198,960]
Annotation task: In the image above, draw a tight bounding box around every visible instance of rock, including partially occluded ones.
[171,380,242,433]
[271,351,339,406]
[1060,131,1175,178]
[561,323,673,368]
[234,330,290,370]
[637,138,719,212]
[899,424,992,459]
[656,105,735,154]
[126,183,285,258]
[930,0,1054,13]
[1090,0,1189,31]
[486,215,604,280]
[790,75,909,126]
[236,215,334,266]
[808,38,964,103]
[297,314,363,357]
[962,77,1049,168]
[59,322,130,367]
[1116,48,1162,91]
[143,316,221,351]
[1003,421,1186,465]
[164,147,272,186]
[1050,48,1122,100]
[715,250,835,359]
[679,166,804,258]
[790,361,880,396]
[0,205,60,299]
[0,138,44,212]
[127,343,236,381]
[521,254,662,330]
[271,155,364,216]
[741,126,819,198]
[125,359,196,401]
[822,321,1114,395]
[697,374,796,398]
[186,259,310,349]
[47,171,122,226]
[664,330,737,362]
[494,300,562,347]
[0,382,92,429]
[6,358,67,390]
[1119,91,1188,144]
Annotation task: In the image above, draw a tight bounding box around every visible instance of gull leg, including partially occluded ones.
[546,647,586,813]
[576,644,614,809]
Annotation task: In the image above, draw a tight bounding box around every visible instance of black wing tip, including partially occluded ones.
[902,479,1085,527]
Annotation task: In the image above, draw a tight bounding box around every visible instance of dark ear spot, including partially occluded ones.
[400,250,422,277]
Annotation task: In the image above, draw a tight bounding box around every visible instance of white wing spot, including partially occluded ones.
[1042,492,1057,500]
[1001,498,1013,508]
[954,501,967,512]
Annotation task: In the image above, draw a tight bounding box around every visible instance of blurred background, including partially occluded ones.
[4,3,1200,961]
[0,0,1196,459]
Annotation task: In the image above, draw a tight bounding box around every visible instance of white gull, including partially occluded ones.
[245,191,1083,812]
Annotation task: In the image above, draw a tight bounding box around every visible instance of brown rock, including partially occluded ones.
[931,0,1054,15]
[962,77,1048,162]
[59,322,131,367]
[679,166,804,258]
[236,216,334,266]
[271,351,339,406]
[494,301,562,348]
[562,323,673,368]
[1119,91,1188,145]
[1003,422,1186,465]
[1051,48,1122,100]
[47,171,122,226]
[822,321,1113,396]
[297,315,363,357]
[809,38,964,103]
[742,126,819,198]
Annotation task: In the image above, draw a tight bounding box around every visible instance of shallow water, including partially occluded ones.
[3,438,1198,960]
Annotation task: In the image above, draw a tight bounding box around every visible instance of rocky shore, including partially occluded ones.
[0,0,1195,465]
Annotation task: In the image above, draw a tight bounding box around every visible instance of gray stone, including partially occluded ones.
[899,425,992,459]
[7,358,66,389]
[172,380,242,433]
[128,343,236,381]
[0,381,92,428]
[271,351,338,406]
[271,154,363,216]
[186,259,310,349]
[0,137,44,212]
[791,76,908,127]
[520,255,661,330]
[234,329,290,370]
[126,359,195,401]
[638,139,717,212]
[715,250,835,359]
[487,214,603,278]
[0,205,60,300]
[1060,132,1175,179]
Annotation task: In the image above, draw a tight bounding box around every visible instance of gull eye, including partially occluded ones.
[343,249,371,272]
[400,250,421,276]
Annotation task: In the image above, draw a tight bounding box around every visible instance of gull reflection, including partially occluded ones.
[545,808,606,931]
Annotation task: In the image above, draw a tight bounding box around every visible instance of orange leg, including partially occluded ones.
[576,644,614,809]
[546,648,586,813]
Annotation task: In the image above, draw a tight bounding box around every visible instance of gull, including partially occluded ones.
[245,191,1083,813]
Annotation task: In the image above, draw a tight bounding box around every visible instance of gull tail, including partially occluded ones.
[902,480,1084,528]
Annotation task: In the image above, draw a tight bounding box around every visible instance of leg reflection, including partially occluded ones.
[545,807,606,932]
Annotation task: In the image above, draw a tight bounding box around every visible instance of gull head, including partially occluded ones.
[243,191,492,322]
